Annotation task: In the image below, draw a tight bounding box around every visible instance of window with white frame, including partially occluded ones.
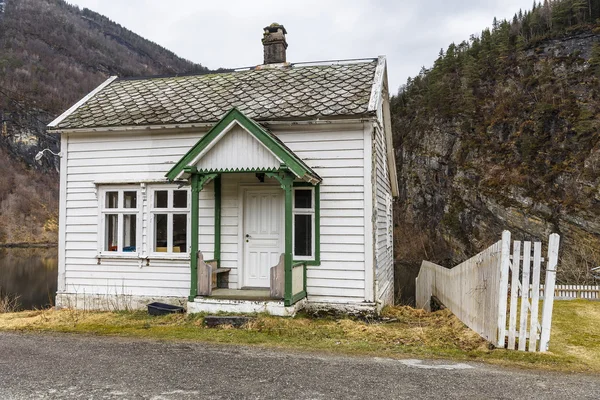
[100,188,141,253]
[293,187,315,259]
[149,187,190,255]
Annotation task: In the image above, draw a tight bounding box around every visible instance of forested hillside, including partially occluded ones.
[392,0,600,302]
[0,0,210,243]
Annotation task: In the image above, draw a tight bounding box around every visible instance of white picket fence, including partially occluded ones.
[416,231,560,352]
[535,284,600,300]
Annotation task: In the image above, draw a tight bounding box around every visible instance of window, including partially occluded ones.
[293,188,315,259]
[150,187,190,255]
[100,188,140,253]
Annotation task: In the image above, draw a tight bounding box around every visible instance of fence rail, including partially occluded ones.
[416,231,560,352]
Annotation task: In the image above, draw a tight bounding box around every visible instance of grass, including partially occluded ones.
[0,300,598,373]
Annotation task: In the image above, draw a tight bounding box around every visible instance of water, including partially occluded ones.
[0,247,58,310]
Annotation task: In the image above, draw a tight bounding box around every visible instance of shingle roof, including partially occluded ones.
[52,59,379,129]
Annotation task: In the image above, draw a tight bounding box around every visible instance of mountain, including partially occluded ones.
[0,0,212,243]
[391,0,600,303]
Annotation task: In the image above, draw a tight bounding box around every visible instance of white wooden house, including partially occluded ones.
[47,24,399,315]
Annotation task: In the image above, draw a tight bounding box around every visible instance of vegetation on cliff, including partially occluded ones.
[0,0,211,243]
[392,0,600,301]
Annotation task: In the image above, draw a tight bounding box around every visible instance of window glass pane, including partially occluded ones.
[294,189,312,209]
[106,192,118,209]
[294,214,312,257]
[172,214,187,253]
[154,214,168,252]
[123,214,137,252]
[123,191,137,209]
[173,190,187,208]
[105,214,118,251]
[155,191,168,208]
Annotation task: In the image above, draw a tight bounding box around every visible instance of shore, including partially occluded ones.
[0,242,57,248]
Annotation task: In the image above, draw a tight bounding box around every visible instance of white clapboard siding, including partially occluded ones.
[373,124,394,306]
[62,124,369,304]
[64,130,204,298]
[196,124,280,171]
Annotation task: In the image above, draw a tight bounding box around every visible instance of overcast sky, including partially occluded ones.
[67,0,533,94]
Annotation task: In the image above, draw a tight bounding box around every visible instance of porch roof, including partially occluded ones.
[166,107,321,184]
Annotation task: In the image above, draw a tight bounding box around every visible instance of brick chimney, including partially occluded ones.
[262,23,287,64]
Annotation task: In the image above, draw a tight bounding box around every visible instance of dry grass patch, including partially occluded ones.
[0,293,20,313]
[0,301,597,373]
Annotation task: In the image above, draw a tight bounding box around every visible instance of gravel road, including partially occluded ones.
[0,332,598,399]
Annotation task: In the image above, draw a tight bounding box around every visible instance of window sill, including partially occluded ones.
[146,254,191,261]
[96,254,191,262]
[97,253,141,260]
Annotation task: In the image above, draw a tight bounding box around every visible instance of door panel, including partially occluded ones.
[243,190,283,288]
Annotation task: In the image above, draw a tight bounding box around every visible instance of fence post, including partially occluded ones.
[529,242,542,352]
[539,233,560,352]
[508,240,521,349]
[497,230,511,348]
[518,241,531,351]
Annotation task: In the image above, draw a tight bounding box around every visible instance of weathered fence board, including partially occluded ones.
[415,240,503,344]
[416,230,561,353]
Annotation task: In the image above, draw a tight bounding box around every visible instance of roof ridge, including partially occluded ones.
[116,58,378,82]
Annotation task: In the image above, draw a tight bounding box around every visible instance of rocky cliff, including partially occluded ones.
[392,29,600,303]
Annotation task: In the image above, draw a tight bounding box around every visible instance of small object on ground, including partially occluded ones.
[147,302,185,316]
[204,315,253,328]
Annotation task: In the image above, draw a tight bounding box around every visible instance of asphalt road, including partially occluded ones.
[0,332,599,399]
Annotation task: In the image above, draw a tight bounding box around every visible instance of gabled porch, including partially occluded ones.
[166,108,321,314]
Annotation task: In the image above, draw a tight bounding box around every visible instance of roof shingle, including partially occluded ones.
[53,60,378,129]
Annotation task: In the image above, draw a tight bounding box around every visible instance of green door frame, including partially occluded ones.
[187,167,314,306]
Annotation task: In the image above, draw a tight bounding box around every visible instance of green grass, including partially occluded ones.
[0,300,598,373]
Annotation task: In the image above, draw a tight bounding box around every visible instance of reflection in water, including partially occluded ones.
[0,247,58,310]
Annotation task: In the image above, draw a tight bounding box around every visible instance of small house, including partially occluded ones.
[47,24,398,315]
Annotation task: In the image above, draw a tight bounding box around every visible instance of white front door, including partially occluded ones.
[243,189,283,288]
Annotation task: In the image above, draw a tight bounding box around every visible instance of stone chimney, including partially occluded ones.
[262,23,287,64]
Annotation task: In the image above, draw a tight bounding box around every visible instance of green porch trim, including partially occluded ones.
[166,107,321,184]
[290,290,307,305]
[189,173,200,301]
[292,182,321,266]
[214,175,221,268]
[197,167,279,174]
[274,170,295,307]
[187,171,218,301]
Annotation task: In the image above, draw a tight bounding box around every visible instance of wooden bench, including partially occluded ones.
[197,251,230,296]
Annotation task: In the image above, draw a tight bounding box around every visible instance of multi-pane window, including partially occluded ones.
[150,187,190,254]
[101,189,140,253]
[293,188,314,259]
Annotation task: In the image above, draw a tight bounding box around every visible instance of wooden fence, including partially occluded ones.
[528,284,600,300]
[416,231,560,352]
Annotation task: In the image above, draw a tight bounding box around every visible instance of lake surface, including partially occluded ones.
[0,247,58,310]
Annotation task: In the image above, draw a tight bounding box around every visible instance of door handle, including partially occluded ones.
[245,234,251,238]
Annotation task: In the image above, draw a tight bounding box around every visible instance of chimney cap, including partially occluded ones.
[264,23,287,35]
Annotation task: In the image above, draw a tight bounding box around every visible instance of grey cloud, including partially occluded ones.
[68,0,533,93]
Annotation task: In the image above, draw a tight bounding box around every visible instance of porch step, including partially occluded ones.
[207,288,274,301]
